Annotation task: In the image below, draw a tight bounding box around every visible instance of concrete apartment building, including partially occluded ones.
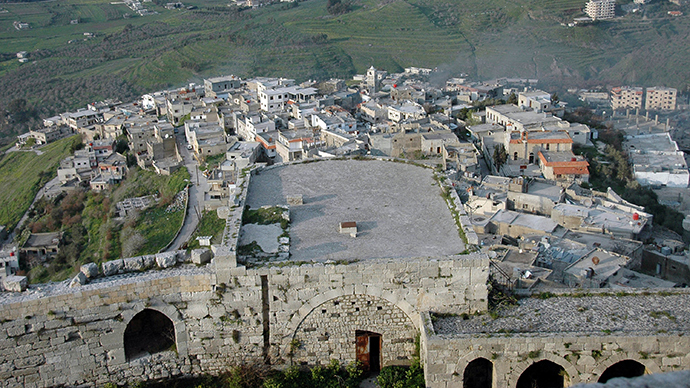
[585,0,615,20]
[645,86,677,111]
[610,86,644,110]
[204,75,242,99]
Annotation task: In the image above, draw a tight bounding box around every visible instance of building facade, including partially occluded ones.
[611,86,643,110]
[585,0,615,20]
[645,87,677,111]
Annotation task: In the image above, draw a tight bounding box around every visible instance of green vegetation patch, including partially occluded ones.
[134,204,185,255]
[186,210,225,251]
[0,135,78,230]
[242,206,288,229]
[120,359,364,388]
[377,360,425,388]
[19,166,189,283]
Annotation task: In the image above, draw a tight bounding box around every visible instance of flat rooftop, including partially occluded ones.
[625,133,677,153]
[434,292,690,337]
[244,159,465,262]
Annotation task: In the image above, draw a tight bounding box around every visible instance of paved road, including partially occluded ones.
[166,133,208,251]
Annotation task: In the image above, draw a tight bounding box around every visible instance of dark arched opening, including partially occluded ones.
[124,309,175,360]
[463,357,493,388]
[516,360,568,388]
[598,360,647,383]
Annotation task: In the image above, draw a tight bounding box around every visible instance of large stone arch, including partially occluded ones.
[462,357,495,388]
[286,289,419,338]
[289,294,417,368]
[106,300,188,365]
[590,354,662,382]
[454,350,498,378]
[508,353,579,388]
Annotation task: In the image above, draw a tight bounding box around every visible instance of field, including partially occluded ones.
[0,135,78,230]
[0,0,689,141]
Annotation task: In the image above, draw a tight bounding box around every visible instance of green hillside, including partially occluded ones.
[0,135,79,230]
[0,0,688,139]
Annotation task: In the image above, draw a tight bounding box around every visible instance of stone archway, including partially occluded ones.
[516,360,570,388]
[590,353,662,380]
[124,308,175,360]
[105,301,188,366]
[290,294,417,368]
[598,359,648,383]
[463,357,493,388]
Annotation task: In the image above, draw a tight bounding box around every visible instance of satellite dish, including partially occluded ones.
[592,256,600,265]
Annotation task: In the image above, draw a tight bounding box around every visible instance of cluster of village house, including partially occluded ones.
[2,65,688,292]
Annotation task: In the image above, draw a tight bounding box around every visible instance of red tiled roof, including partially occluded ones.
[553,166,589,175]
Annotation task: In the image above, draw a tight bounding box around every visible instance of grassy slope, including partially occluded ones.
[0,135,77,230]
[0,0,688,138]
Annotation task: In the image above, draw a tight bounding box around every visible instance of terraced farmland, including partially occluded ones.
[0,0,689,142]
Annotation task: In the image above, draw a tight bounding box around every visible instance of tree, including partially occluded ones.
[493,144,508,172]
[115,138,129,154]
[327,0,351,15]
[507,92,518,105]
[551,92,559,106]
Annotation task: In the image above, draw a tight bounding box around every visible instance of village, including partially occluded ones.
[0,66,688,294]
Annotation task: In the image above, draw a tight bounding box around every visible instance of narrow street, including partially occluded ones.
[166,132,208,251]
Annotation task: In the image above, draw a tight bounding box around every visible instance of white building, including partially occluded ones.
[625,133,689,188]
[645,87,677,111]
[387,101,426,123]
[585,0,615,20]
[0,249,19,285]
[518,90,552,111]
[610,86,643,110]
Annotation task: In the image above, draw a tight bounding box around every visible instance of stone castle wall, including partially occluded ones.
[423,317,690,388]
[0,254,489,387]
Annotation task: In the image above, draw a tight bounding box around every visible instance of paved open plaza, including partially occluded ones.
[245,159,466,262]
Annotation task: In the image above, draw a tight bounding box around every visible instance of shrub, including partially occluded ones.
[377,360,425,388]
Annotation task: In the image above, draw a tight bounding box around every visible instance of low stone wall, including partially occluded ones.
[421,291,690,388]
[423,330,689,388]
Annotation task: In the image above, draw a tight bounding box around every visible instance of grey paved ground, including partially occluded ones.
[245,159,465,262]
[240,223,282,253]
[434,292,690,337]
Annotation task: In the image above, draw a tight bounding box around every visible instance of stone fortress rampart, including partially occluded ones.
[0,158,688,388]
[0,254,488,387]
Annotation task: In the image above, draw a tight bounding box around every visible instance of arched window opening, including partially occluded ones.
[516,360,568,388]
[124,309,175,361]
[463,358,493,388]
[598,360,647,383]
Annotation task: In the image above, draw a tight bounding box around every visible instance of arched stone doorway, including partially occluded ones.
[124,308,176,360]
[516,360,569,388]
[598,360,647,383]
[463,357,493,388]
[291,294,416,368]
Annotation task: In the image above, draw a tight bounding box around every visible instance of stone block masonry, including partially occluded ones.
[0,254,489,387]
